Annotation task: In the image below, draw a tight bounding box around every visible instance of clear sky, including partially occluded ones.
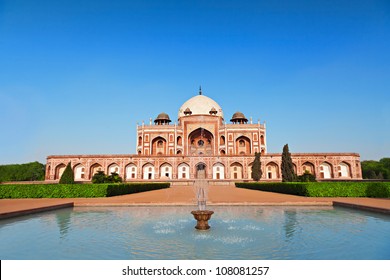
[0,0,389,164]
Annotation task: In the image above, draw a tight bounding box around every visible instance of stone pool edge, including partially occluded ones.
[333,201,390,215]
[0,202,74,220]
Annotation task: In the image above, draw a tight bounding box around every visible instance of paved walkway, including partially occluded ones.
[1,186,389,219]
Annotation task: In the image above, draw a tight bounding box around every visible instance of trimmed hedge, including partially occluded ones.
[0,183,170,199]
[236,182,390,198]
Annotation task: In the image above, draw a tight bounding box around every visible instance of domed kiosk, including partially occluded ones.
[231,112,248,124]
[154,112,171,125]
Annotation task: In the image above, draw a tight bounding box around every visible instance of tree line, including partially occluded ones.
[0,162,46,182]
[361,158,390,179]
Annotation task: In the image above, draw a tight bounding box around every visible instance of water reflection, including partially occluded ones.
[55,210,72,238]
[284,210,298,240]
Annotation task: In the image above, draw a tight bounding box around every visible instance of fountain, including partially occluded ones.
[189,119,214,230]
[191,176,214,230]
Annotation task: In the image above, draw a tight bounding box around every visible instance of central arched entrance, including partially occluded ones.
[196,163,207,179]
[189,128,214,156]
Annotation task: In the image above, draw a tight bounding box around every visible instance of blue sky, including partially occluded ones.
[0,0,389,164]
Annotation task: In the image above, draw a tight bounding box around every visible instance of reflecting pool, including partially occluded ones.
[0,206,389,260]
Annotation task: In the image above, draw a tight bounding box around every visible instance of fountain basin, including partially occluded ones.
[191,210,214,230]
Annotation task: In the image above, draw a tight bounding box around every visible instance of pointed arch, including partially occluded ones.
[266,162,280,179]
[90,163,103,179]
[178,163,190,179]
[189,128,214,156]
[55,163,66,180]
[125,163,137,180]
[213,163,225,180]
[177,136,183,146]
[302,161,315,176]
[248,162,253,180]
[151,136,167,155]
[230,162,243,179]
[195,162,207,179]
[160,162,173,179]
[108,163,120,175]
[338,162,351,178]
[143,163,155,180]
[73,163,86,180]
[319,162,333,179]
[236,136,251,155]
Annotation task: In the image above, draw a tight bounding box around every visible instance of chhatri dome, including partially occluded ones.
[178,88,224,119]
[154,112,171,125]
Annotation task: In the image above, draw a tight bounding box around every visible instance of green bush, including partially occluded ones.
[298,171,317,182]
[106,172,123,183]
[91,171,106,184]
[106,183,168,196]
[0,183,170,199]
[236,182,308,196]
[92,171,123,184]
[236,182,390,198]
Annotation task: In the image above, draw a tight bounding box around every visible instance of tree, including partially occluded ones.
[298,170,316,182]
[362,159,390,179]
[281,144,297,182]
[59,162,75,184]
[251,152,262,181]
[107,172,123,183]
[92,171,106,184]
[367,170,377,179]
[0,161,45,182]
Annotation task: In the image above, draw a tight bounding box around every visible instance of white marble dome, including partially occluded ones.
[178,94,224,119]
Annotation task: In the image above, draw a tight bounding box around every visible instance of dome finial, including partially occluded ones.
[199,86,202,95]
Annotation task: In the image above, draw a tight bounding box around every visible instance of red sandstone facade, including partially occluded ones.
[46,91,362,182]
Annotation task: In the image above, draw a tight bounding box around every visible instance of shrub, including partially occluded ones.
[236,182,308,196]
[92,171,106,184]
[0,184,107,198]
[106,183,168,196]
[0,183,170,199]
[106,172,123,183]
[298,171,317,182]
[92,171,123,184]
[366,183,390,198]
[236,182,390,198]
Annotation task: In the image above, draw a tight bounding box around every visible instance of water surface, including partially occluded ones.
[0,206,389,260]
